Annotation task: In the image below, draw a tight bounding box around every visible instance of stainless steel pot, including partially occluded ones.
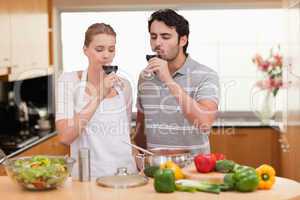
[135,148,193,171]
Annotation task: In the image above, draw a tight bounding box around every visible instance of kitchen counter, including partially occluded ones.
[211,118,281,128]
[5,111,282,159]
[0,176,300,200]
[6,123,277,159]
[6,131,57,158]
[131,111,283,128]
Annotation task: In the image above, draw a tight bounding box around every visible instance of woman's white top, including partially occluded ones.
[56,70,136,179]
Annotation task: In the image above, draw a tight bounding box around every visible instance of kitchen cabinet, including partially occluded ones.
[280,0,300,181]
[0,135,69,176]
[0,0,10,73]
[54,0,283,9]
[210,127,281,174]
[0,0,52,81]
[289,0,300,6]
[0,166,6,176]
[15,135,69,157]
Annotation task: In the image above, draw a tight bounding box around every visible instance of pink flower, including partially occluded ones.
[270,77,283,89]
[273,54,283,67]
[253,54,270,72]
[256,78,283,89]
[264,79,274,91]
[252,54,264,66]
[260,61,270,71]
[253,46,288,97]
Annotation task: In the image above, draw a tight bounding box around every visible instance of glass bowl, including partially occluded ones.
[3,155,75,190]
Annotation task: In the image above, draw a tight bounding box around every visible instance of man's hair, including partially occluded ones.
[148,9,189,55]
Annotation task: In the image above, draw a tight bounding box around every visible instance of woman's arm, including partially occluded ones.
[56,72,118,145]
[122,78,132,125]
[56,95,103,145]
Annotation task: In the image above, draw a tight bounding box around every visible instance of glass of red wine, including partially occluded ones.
[103,65,122,89]
[103,65,118,75]
[144,55,159,79]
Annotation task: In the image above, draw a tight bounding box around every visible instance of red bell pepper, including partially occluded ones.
[194,154,216,173]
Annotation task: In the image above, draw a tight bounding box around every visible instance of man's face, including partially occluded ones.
[149,20,183,61]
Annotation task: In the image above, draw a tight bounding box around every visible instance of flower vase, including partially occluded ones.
[258,90,275,124]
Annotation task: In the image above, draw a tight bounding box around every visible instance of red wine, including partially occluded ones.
[103,65,118,75]
[146,54,157,61]
[146,54,161,61]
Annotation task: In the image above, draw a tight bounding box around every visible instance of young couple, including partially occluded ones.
[55,9,220,179]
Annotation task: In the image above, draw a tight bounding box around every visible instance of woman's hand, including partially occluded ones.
[101,73,123,97]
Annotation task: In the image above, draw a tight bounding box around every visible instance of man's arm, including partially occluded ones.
[134,110,147,149]
[146,57,218,130]
[166,81,217,130]
[134,73,147,148]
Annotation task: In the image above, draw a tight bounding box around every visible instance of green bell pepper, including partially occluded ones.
[154,169,176,193]
[233,166,259,192]
[220,173,235,191]
[215,160,236,173]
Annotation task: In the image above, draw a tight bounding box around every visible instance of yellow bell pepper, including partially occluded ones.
[256,164,276,189]
[160,160,184,180]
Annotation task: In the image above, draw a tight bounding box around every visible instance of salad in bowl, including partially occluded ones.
[3,155,75,190]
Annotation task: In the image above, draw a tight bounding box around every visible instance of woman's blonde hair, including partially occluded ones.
[84,23,116,47]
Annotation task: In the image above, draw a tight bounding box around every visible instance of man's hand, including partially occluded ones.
[146,57,173,83]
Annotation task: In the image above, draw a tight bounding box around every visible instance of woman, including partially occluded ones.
[55,23,136,179]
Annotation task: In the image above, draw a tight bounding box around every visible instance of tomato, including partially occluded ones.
[30,163,40,168]
[32,180,46,189]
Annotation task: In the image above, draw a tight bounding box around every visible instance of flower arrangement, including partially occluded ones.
[252,45,285,97]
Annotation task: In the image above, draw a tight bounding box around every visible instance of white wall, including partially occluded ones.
[59,9,285,112]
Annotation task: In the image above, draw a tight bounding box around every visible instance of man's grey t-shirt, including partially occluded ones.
[137,56,220,154]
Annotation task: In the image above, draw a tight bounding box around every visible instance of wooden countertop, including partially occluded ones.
[1,176,300,200]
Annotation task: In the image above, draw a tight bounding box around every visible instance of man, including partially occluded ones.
[135,9,220,154]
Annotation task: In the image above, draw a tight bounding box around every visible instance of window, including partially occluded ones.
[60,9,285,112]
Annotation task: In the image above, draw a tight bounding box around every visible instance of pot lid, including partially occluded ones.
[96,167,148,188]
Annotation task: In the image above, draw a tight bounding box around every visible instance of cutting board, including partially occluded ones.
[182,164,225,184]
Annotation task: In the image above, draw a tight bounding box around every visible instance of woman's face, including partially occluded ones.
[84,33,116,68]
